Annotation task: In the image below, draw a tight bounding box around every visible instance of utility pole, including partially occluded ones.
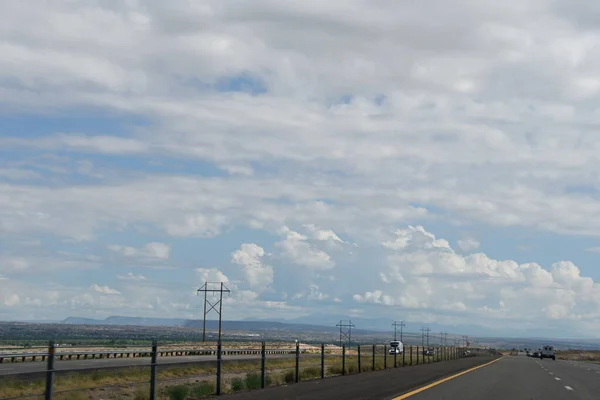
[197,282,231,342]
[420,327,430,348]
[336,320,355,348]
[392,321,406,341]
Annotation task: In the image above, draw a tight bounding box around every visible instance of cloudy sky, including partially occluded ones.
[2,0,600,338]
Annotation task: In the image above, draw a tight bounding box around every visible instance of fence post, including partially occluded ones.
[320,343,325,379]
[401,346,405,367]
[410,345,413,366]
[44,340,55,400]
[357,345,361,373]
[261,342,266,389]
[384,345,387,369]
[372,344,376,371]
[342,344,346,376]
[216,341,222,396]
[417,346,419,365]
[149,341,157,400]
[295,341,300,383]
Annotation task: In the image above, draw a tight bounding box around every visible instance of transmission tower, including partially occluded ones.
[420,326,430,348]
[392,321,406,341]
[197,281,231,342]
[440,332,447,346]
[336,320,355,348]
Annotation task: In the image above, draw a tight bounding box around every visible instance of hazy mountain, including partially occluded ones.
[62,316,187,327]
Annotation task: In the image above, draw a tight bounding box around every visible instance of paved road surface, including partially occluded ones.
[219,356,497,400]
[219,355,600,399]
[0,353,311,377]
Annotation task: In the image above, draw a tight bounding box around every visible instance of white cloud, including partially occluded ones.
[457,238,481,252]
[4,293,20,306]
[354,226,600,326]
[117,273,147,281]
[231,243,274,291]
[4,1,600,335]
[275,226,335,269]
[108,242,170,260]
[90,284,121,295]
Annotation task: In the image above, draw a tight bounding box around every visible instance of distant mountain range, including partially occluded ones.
[58,314,557,339]
[14,314,600,349]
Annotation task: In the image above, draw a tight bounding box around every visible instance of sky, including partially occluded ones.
[2,0,600,338]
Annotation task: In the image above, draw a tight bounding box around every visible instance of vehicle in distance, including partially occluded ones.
[540,345,556,360]
[389,340,403,355]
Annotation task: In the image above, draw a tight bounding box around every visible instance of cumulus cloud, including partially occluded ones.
[354,226,600,325]
[275,226,335,269]
[90,284,121,295]
[231,243,274,291]
[4,1,600,335]
[457,238,481,252]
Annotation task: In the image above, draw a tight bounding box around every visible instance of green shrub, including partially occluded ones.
[189,381,215,397]
[300,367,321,380]
[165,384,188,400]
[231,377,245,392]
[244,372,262,390]
[283,370,295,384]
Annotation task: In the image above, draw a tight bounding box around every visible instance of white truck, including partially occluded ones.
[540,345,556,360]
[389,340,403,355]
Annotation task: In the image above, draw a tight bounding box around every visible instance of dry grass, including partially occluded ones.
[0,346,457,399]
[556,350,600,362]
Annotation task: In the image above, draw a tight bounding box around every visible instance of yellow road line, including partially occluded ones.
[392,357,505,399]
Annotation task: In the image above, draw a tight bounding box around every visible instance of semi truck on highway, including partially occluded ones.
[389,340,403,355]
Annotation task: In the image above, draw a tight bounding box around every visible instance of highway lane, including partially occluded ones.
[0,353,314,377]
[218,356,498,400]
[398,355,597,399]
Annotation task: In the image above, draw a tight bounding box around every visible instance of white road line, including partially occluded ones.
[555,377,561,381]
[549,372,554,375]
[565,386,574,391]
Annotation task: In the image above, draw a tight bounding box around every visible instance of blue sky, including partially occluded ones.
[2,0,600,339]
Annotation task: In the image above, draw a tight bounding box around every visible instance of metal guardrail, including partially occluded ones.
[0,348,298,363]
[0,342,490,400]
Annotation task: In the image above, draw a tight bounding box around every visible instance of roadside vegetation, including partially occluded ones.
[0,347,443,399]
[556,350,600,362]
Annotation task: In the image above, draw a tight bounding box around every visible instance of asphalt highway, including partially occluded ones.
[0,353,311,377]
[402,355,600,399]
[219,355,600,400]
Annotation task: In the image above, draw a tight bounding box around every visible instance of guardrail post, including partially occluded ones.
[44,340,55,400]
[357,345,361,373]
[261,342,266,389]
[150,341,157,400]
[372,344,376,371]
[295,341,300,383]
[320,343,325,379]
[342,344,346,376]
[216,341,222,395]
[384,345,387,369]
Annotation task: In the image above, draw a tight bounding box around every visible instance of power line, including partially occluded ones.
[197,281,230,342]
[420,326,430,348]
[392,321,406,341]
[336,320,355,348]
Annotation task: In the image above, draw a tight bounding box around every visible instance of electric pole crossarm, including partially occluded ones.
[197,282,231,343]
